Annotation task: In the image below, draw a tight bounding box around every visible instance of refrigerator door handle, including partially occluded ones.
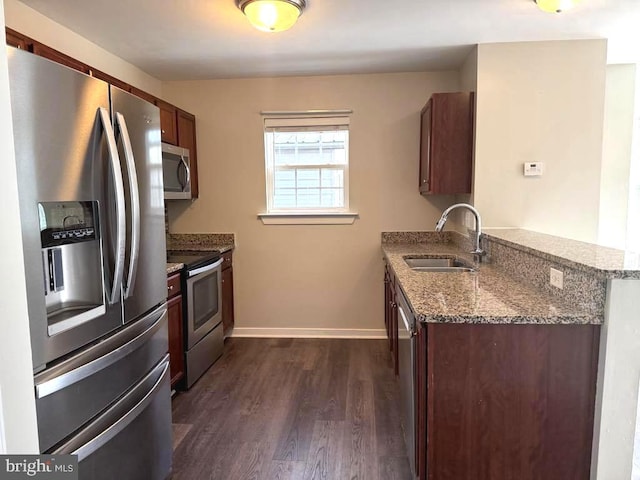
[115,112,141,299]
[34,307,167,399]
[71,357,169,461]
[98,107,126,305]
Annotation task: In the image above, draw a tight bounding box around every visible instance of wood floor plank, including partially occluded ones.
[266,460,307,480]
[378,456,413,480]
[302,420,345,480]
[342,379,378,480]
[171,338,410,480]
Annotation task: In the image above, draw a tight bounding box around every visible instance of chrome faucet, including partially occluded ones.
[435,203,486,262]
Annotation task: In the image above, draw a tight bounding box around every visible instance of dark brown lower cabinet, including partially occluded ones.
[167,273,185,389]
[221,251,235,337]
[417,323,600,480]
[383,264,398,374]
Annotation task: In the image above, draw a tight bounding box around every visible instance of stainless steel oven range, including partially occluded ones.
[167,251,224,388]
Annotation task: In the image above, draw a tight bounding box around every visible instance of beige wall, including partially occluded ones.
[454,47,479,232]
[598,64,637,249]
[0,0,38,453]
[163,72,460,333]
[3,0,162,96]
[473,40,607,243]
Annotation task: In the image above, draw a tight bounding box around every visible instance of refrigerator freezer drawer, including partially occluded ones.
[55,356,172,480]
[35,305,168,452]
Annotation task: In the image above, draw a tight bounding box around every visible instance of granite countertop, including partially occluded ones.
[165,233,235,275]
[485,229,640,279]
[168,243,234,254]
[383,242,600,325]
[167,262,184,275]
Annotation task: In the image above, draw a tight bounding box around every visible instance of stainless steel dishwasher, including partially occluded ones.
[396,283,417,478]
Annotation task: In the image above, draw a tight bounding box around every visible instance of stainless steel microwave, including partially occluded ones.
[162,143,191,199]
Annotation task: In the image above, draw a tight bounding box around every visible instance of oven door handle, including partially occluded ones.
[188,258,223,278]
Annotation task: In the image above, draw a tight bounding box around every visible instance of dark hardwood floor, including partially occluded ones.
[171,338,411,480]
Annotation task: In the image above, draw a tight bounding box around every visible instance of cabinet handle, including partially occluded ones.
[161,129,166,134]
[422,179,427,183]
[168,285,174,291]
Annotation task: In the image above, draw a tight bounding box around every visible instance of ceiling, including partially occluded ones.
[17,0,640,81]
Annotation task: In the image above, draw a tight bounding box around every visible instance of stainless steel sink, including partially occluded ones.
[404,257,475,272]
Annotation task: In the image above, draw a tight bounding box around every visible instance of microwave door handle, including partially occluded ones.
[180,156,191,192]
[115,113,140,299]
[98,107,125,305]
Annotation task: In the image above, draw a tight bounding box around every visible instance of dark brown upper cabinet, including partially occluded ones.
[30,41,91,74]
[130,86,157,105]
[89,68,131,93]
[6,27,27,50]
[156,99,178,145]
[177,109,199,198]
[419,92,474,195]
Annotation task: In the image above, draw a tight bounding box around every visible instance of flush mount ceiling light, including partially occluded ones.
[237,0,306,32]
[534,0,581,13]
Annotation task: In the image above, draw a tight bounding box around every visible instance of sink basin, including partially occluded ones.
[404,257,475,272]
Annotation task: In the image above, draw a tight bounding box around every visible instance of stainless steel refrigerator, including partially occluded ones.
[8,47,172,479]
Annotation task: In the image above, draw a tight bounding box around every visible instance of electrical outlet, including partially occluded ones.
[550,268,564,289]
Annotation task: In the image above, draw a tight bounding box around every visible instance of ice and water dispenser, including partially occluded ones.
[38,201,106,336]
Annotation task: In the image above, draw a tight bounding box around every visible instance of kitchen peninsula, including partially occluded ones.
[382,229,637,480]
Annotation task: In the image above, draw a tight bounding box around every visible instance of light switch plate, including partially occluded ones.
[524,162,544,176]
[550,267,564,289]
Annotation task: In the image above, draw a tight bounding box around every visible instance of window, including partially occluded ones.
[260,113,357,224]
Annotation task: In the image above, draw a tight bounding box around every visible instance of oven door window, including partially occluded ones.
[192,271,220,330]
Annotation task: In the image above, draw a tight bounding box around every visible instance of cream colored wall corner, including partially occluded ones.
[163,71,460,331]
[451,46,478,236]
[473,39,607,243]
[3,0,162,96]
[598,64,637,249]
[0,1,39,453]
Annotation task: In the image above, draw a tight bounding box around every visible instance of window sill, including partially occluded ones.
[258,212,359,225]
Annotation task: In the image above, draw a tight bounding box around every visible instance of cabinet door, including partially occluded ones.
[156,99,178,145]
[167,294,185,388]
[31,41,90,74]
[391,286,399,375]
[384,266,391,338]
[222,266,234,336]
[419,99,433,194]
[419,92,473,195]
[416,324,428,480]
[177,109,199,198]
[6,27,27,49]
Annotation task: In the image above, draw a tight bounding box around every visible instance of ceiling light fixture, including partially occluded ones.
[237,0,306,32]
[534,0,581,13]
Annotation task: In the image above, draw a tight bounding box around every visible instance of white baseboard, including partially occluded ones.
[230,327,386,339]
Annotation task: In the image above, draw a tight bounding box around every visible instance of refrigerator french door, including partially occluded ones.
[8,46,171,479]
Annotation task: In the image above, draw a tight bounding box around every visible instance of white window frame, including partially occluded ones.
[259,111,358,225]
